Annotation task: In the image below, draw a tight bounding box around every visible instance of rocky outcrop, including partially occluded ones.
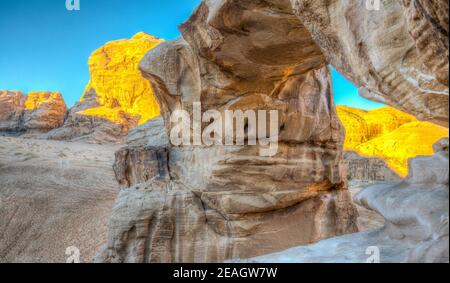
[338,106,448,176]
[0,91,26,134]
[344,151,401,182]
[0,90,67,136]
[126,117,170,148]
[96,0,359,263]
[292,0,449,127]
[44,89,137,144]
[95,0,448,263]
[337,106,417,149]
[46,33,163,144]
[237,139,449,263]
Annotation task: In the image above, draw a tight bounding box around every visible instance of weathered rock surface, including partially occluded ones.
[344,151,401,182]
[126,117,169,148]
[0,136,120,263]
[80,32,163,126]
[96,0,359,263]
[237,139,449,263]
[45,33,163,144]
[293,0,449,127]
[0,91,67,135]
[0,91,26,134]
[95,0,448,263]
[44,89,137,144]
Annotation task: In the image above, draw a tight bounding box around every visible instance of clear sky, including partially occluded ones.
[0,0,384,110]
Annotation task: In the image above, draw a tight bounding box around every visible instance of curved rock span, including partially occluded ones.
[293,0,449,127]
[97,0,448,263]
[96,0,360,263]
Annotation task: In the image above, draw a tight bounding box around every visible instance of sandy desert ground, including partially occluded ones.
[0,136,120,263]
[0,136,384,263]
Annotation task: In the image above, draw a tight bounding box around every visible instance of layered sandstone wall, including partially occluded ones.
[97,0,448,263]
[96,0,360,263]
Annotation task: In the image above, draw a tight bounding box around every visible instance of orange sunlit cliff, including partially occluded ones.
[337,106,449,177]
[80,32,164,125]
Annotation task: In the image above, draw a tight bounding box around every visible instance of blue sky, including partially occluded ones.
[0,0,384,110]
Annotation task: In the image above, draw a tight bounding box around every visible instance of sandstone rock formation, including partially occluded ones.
[353,121,448,176]
[237,138,449,263]
[96,0,448,263]
[80,32,163,126]
[338,105,449,176]
[0,136,120,263]
[46,33,163,144]
[337,106,416,149]
[44,89,137,144]
[344,151,401,182]
[0,90,67,136]
[96,0,360,263]
[292,0,449,127]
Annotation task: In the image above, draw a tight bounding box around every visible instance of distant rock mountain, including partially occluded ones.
[338,106,449,177]
[46,32,164,144]
[0,90,67,136]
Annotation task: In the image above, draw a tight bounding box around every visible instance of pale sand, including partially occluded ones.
[0,136,120,263]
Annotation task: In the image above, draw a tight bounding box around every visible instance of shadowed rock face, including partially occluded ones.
[0,91,67,135]
[344,151,401,182]
[291,0,449,127]
[96,0,359,263]
[235,139,449,263]
[44,89,138,144]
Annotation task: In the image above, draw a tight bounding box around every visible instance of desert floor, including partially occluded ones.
[0,136,384,263]
[0,136,120,263]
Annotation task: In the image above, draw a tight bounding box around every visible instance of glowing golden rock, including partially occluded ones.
[338,106,449,177]
[80,32,164,125]
[25,92,64,110]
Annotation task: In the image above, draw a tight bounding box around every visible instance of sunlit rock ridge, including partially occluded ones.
[81,32,163,125]
[46,32,164,144]
[0,90,67,135]
[338,106,449,177]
